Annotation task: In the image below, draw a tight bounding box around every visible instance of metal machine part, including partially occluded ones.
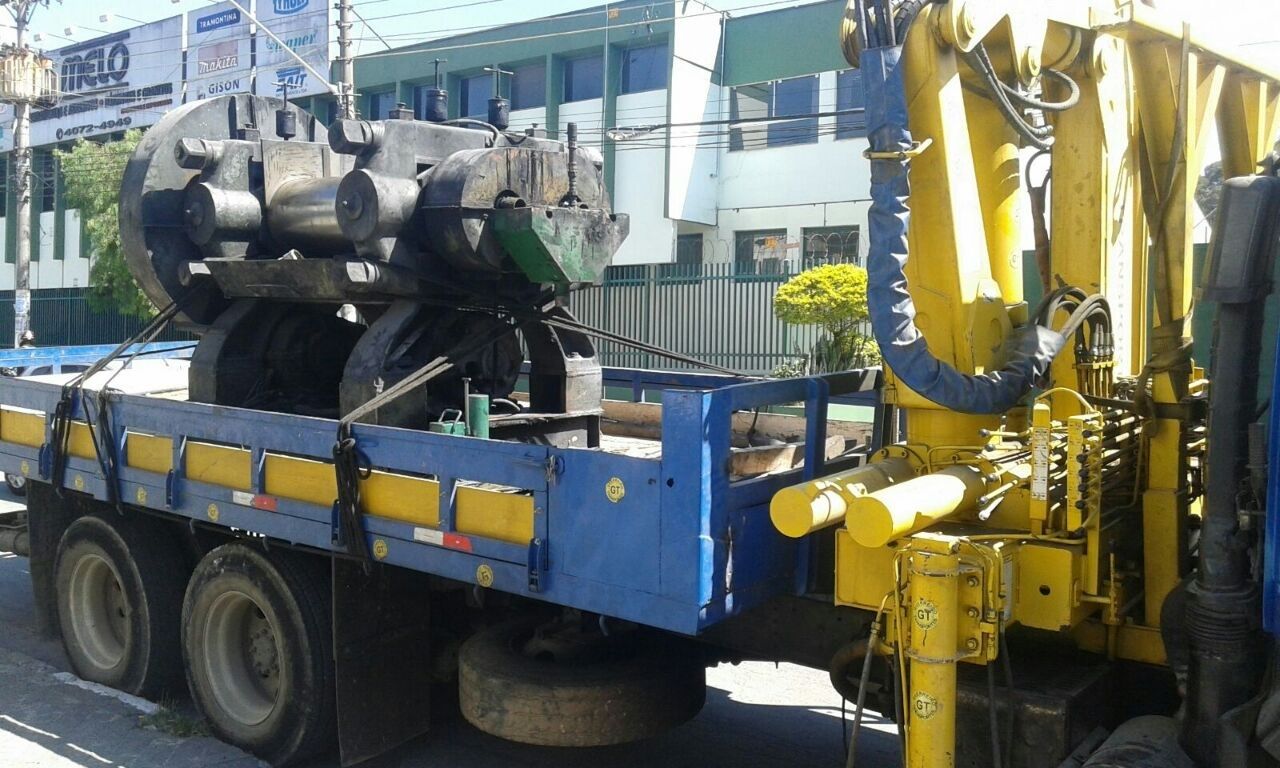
[122,94,628,438]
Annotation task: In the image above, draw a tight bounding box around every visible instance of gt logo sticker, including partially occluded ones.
[913,692,940,720]
[605,477,626,503]
[914,598,939,631]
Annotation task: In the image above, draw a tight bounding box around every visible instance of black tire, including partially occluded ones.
[6,472,26,496]
[459,619,706,746]
[53,515,186,698]
[182,544,335,766]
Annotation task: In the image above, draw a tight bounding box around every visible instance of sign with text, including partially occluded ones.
[0,16,185,150]
[187,1,252,101]
[253,0,332,99]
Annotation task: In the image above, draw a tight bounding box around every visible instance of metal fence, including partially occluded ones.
[571,260,833,375]
[0,289,194,347]
[16,269,831,377]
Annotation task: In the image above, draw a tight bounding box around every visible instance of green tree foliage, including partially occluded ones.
[55,130,152,317]
[772,263,880,375]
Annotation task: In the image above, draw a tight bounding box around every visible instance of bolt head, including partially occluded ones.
[174,138,209,169]
[966,638,980,651]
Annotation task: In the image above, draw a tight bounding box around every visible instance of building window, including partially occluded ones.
[510,63,546,110]
[36,152,56,213]
[619,43,668,94]
[368,90,396,120]
[836,70,867,139]
[734,229,788,276]
[461,73,492,119]
[730,75,819,150]
[676,233,704,265]
[802,225,861,265]
[564,54,603,102]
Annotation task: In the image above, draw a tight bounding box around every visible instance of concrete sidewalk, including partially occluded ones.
[0,646,262,768]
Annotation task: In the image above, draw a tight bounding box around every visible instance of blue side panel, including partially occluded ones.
[1265,328,1280,634]
[552,451,662,596]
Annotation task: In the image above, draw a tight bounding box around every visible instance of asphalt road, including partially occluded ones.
[0,485,901,768]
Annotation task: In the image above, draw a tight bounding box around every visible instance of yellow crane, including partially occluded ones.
[773,1,1280,766]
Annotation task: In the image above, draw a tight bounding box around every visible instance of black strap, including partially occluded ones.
[50,290,197,501]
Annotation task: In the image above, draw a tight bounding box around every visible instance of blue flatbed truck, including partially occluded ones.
[0,344,889,765]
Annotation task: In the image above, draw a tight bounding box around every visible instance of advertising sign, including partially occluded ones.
[254,0,332,99]
[187,1,252,101]
[0,16,185,149]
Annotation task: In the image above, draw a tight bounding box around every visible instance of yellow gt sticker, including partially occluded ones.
[605,477,626,503]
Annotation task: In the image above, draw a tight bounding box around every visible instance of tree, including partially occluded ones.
[772,263,880,374]
[55,130,152,317]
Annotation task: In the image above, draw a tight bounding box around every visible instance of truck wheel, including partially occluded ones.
[54,515,185,697]
[182,544,335,766]
[459,618,706,746]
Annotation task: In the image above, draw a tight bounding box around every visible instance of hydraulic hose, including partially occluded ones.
[861,45,1066,415]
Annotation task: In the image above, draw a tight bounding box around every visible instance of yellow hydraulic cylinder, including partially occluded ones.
[845,465,988,548]
[905,546,961,768]
[770,458,915,538]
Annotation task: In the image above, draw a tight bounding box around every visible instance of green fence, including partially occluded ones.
[2,289,194,347]
[571,260,835,375]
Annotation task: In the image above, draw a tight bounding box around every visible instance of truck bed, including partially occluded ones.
[0,364,881,636]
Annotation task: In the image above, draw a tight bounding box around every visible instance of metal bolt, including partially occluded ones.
[330,119,376,154]
[174,138,211,169]
[966,576,980,588]
[967,607,980,618]
[966,638,980,651]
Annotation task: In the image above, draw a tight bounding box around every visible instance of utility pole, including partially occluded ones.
[0,0,53,349]
[336,0,355,119]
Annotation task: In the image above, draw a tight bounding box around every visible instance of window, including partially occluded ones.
[734,229,788,276]
[730,75,819,150]
[620,43,668,94]
[802,225,861,266]
[510,63,546,110]
[413,84,444,120]
[836,70,867,139]
[368,91,396,120]
[675,233,704,265]
[564,54,603,102]
[461,73,492,119]
[36,152,56,213]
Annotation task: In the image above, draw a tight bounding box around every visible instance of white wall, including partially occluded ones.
[611,90,674,265]
[601,69,875,266]
[0,209,91,291]
[506,107,547,135]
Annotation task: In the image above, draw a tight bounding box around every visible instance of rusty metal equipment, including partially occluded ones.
[120,94,628,444]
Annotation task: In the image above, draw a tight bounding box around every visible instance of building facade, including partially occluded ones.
[343,0,869,271]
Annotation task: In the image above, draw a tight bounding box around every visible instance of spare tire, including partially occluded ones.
[459,618,705,747]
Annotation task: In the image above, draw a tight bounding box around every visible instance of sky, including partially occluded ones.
[14,0,1279,71]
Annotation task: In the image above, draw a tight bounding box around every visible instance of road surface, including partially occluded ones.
[0,486,901,767]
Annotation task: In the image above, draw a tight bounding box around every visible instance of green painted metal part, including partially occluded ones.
[466,394,490,439]
[429,409,467,435]
[491,206,630,287]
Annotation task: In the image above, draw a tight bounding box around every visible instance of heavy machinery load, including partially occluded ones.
[120,94,628,444]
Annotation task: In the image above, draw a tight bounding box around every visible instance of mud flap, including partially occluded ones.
[26,482,81,637]
[332,557,433,766]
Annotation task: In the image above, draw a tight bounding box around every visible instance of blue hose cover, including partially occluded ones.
[861,45,1065,415]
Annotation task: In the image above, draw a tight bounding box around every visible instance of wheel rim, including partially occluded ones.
[66,554,129,672]
[7,474,24,490]
[202,590,281,727]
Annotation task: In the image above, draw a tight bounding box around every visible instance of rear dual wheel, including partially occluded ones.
[182,544,336,766]
[54,516,186,697]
